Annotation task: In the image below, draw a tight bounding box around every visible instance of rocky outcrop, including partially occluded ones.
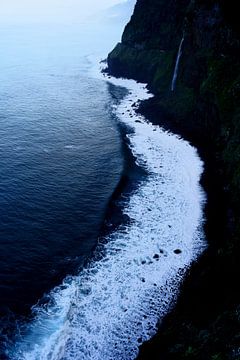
[108,1,240,359]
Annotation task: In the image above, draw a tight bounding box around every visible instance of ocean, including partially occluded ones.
[0,2,206,359]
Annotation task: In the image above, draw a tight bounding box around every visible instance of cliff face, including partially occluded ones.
[108,1,240,359]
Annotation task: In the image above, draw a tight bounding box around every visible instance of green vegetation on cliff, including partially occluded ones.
[108,0,240,359]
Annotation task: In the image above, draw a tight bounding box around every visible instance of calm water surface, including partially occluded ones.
[0,21,126,320]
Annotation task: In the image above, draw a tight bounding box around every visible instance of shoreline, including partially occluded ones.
[103,68,226,356]
[132,95,232,358]
[100,69,207,357]
[103,73,216,358]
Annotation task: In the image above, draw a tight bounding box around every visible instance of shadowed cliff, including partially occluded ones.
[108,0,240,359]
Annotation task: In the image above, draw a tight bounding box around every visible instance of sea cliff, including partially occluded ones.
[108,0,240,359]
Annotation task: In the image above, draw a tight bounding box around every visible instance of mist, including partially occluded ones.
[0,0,129,24]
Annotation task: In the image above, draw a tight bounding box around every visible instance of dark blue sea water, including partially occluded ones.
[0,15,132,354]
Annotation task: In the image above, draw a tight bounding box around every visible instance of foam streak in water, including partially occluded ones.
[10,72,206,360]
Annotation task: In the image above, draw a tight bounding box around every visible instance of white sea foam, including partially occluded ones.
[11,70,206,360]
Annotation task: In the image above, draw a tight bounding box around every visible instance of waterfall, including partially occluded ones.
[171,36,184,92]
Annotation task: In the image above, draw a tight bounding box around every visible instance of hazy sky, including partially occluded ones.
[0,0,128,24]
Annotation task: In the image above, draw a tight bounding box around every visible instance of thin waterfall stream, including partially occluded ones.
[171,36,184,91]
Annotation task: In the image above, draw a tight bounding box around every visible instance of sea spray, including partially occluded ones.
[10,71,206,360]
[171,36,185,91]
